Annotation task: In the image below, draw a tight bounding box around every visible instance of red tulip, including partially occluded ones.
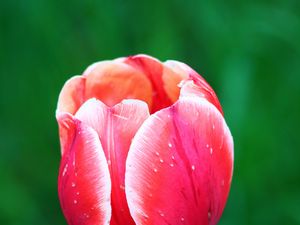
[56,54,233,225]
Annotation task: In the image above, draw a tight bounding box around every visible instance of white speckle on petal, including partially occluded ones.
[62,164,68,176]
[113,114,129,120]
[221,179,225,186]
[63,121,70,129]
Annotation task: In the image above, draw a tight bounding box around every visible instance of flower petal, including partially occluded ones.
[56,112,76,156]
[165,60,223,115]
[58,120,111,225]
[123,54,174,112]
[161,63,188,103]
[125,97,233,225]
[75,98,150,225]
[57,76,86,114]
[83,61,153,110]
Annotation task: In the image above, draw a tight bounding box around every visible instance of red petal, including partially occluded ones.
[58,120,111,225]
[56,112,76,156]
[57,76,86,114]
[75,98,150,225]
[126,97,233,225]
[165,60,223,115]
[123,54,174,113]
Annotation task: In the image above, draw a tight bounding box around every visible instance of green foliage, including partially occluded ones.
[0,0,300,224]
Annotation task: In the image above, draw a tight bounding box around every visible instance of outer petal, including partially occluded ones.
[165,60,223,115]
[75,98,150,225]
[125,97,233,225]
[58,120,111,225]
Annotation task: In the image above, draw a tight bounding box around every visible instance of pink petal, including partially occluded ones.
[165,60,223,115]
[126,97,233,225]
[123,54,174,112]
[57,76,86,114]
[75,98,150,225]
[58,120,111,225]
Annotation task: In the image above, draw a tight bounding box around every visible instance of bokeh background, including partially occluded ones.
[1,0,300,224]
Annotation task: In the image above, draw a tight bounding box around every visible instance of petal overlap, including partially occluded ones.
[75,98,150,225]
[165,60,223,115]
[58,119,111,225]
[123,54,173,112]
[125,97,233,225]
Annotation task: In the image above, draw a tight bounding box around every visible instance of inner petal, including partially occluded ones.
[57,55,223,116]
[75,98,150,225]
[84,61,153,109]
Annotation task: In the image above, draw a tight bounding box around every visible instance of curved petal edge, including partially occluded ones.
[125,97,233,225]
[58,120,112,225]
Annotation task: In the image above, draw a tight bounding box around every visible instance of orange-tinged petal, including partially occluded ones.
[58,120,111,225]
[75,98,150,225]
[83,61,153,110]
[161,64,188,103]
[57,76,86,114]
[126,97,233,225]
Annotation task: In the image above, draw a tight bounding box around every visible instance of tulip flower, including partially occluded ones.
[56,54,233,225]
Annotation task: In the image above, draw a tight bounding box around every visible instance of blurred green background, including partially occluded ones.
[1,0,300,224]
